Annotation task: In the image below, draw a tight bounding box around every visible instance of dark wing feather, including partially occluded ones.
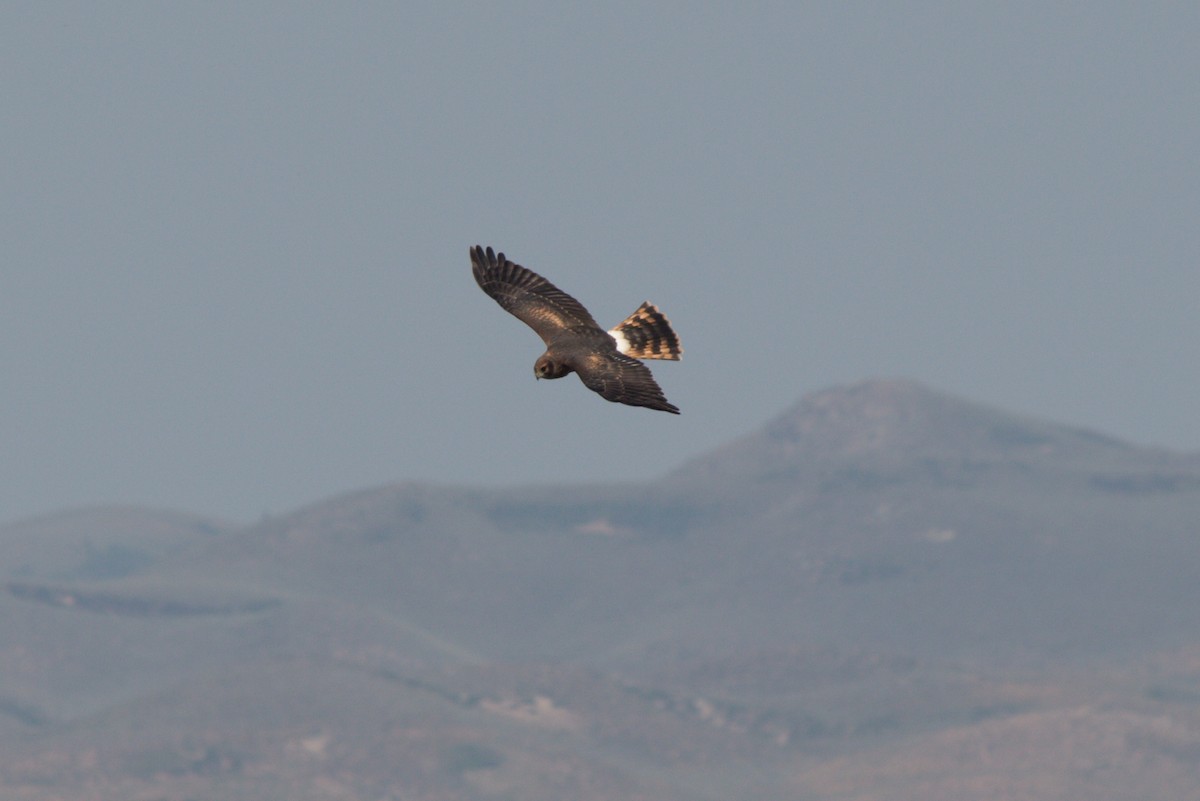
[471,245,600,345]
[576,351,680,414]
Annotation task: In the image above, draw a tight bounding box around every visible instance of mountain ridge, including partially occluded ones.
[2,377,1198,800]
[670,378,1197,487]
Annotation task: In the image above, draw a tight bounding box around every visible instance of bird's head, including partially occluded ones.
[534,354,570,380]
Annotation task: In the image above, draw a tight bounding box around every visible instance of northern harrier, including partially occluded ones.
[471,245,682,414]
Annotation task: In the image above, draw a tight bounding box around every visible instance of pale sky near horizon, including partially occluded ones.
[4,3,1198,524]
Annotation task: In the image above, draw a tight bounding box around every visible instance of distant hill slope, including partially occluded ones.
[0,506,229,581]
[2,378,1199,801]
[140,378,1200,666]
[669,378,1198,499]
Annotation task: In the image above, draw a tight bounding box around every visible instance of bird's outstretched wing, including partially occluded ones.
[471,245,600,345]
[576,351,680,414]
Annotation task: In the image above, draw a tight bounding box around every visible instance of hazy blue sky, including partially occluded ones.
[4,3,1198,524]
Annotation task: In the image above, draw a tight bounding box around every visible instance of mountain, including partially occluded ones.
[672,377,1174,483]
[1,378,1198,800]
[0,505,229,581]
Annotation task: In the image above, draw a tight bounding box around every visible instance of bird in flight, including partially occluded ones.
[471,245,682,414]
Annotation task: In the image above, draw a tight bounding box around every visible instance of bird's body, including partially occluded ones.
[471,245,681,414]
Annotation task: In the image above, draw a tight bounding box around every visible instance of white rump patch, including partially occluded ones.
[608,328,632,354]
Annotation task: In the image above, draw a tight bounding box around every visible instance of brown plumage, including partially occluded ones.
[471,245,681,414]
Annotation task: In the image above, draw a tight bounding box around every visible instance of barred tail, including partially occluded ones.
[608,302,682,361]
